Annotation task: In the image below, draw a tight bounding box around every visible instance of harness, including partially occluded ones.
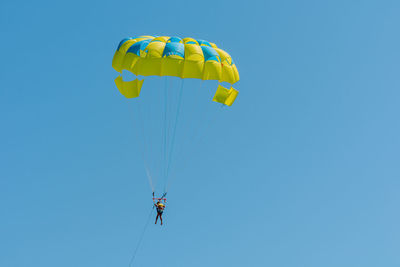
[153,192,166,214]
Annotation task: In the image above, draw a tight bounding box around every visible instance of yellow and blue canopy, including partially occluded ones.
[112,35,239,105]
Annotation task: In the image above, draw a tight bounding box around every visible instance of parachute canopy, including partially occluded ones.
[112,35,239,105]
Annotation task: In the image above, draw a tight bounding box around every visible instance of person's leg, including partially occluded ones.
[155,214,159,224]
[160,215,163,225]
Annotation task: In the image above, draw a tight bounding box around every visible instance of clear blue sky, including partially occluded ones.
[1,0,400,266]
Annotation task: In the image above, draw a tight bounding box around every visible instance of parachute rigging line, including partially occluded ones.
[166,77,174,172]
[162,77,168,189]
[166,93,225,192]
[133,97,155,192]
[128,207,154,267]
[164,78,184,192]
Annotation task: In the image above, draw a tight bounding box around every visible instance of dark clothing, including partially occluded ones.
[156,207,164,214]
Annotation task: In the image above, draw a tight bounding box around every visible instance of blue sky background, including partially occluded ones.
[1,0,400,266]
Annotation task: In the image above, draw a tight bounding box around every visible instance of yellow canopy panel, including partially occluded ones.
[212,84,239,106]
[114,76,143,98]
